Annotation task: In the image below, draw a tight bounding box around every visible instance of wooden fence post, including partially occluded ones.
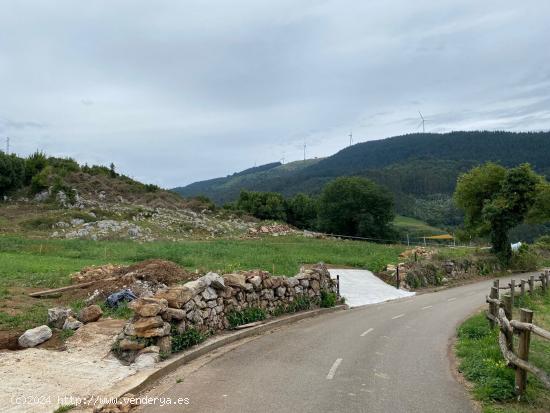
[336,274,340,297]
[502,294,512,320]
[396,265,400,289]
[510,279,516,308]
[521,280,526,297]
[529,275,535,295]
[540,274,547,293]
[489,286,499,328]
[515,308,534,397]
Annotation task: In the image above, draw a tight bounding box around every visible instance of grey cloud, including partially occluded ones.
[0,0,549,187]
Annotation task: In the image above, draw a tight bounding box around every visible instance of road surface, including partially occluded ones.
[140,277,512,413]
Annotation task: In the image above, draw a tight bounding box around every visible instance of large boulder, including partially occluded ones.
[202,287,217,301]
[129,297,168,317]
[155,286,194,309]
[133,316,164,333]
[18,325,52,348]
[223,273,247,289]
[47,307,73,329]
[118,338,145,351]
[62,316,83,331]
[78,305,103,323]
[202,272,225,290]
[133,353,160,369]
[161,308,186,321]
[249,275,262,290]
[286,277,300,288]
[134,320,171,338]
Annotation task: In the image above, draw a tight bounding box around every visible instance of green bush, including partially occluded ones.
[171,328,206,353]
[320,290,337,308]
[287,295,313,313]
[534,234,550,248]
[0,152,25,196]
[509,244,539,272]
[226,307,266,328]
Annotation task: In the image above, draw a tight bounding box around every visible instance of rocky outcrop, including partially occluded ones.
[113,264,337,364]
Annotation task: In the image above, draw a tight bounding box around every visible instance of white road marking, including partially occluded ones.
[392,313,405,319]
[422,305,433,310]
[360,328,374,337]
[326,358,343,380]
[447,297,457,302]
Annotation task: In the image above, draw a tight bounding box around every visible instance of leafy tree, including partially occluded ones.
[235,190,287,221]
[318,177,395,239]
[24,151,48,184]
[109,163,117,178]
[0,151,25,197]
[286,193,318,229]
[454,163,547,262]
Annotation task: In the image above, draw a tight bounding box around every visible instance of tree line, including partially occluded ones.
[226,176,397,240]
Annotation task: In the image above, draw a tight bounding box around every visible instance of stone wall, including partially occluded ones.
[114,263,337,365]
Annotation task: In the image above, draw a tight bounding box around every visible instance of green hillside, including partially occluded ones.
[173,131,550,227]
[173,158,323,205]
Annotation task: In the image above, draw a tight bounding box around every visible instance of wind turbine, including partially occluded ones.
[418,112,427,133]
[349,131,353,146]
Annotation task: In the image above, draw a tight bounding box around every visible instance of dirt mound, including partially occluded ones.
[71,260,191,286]
[121,259,191,285]
[70,259,195,302]
[71,264,124,283]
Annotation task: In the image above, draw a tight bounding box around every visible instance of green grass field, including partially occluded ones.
[0,235,405,289]
[393,215,449,238]
[0,235,406,332]
[456,292,550,413]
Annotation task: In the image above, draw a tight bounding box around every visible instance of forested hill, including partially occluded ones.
[173,131,550,207]
[173,158,323,205]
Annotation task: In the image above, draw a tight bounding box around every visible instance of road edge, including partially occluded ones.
[100,304,348,407]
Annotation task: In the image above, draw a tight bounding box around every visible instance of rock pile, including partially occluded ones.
[248,223,297,236]
[113,264,337,365]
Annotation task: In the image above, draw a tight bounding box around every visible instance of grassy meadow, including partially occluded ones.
[0,235,406,288]
[0,235,405,332]
[456,292,550,413]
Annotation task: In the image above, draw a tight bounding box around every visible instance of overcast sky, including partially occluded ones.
[1,1,549,187]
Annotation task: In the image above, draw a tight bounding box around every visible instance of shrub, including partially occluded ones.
[287,295,313,313]
[509,244,539,272]
[534,234,550,248]
[226,307,266,328]
[171,328,206,353]
[320,290,337,308]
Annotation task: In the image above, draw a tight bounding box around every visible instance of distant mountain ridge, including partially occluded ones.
[172,131,550,218]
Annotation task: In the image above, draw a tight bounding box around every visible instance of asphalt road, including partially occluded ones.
[140,277,512,413]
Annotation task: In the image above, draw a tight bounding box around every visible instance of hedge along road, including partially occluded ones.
[138,276,533,413]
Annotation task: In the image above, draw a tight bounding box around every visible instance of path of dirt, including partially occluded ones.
[2,319,135,413]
